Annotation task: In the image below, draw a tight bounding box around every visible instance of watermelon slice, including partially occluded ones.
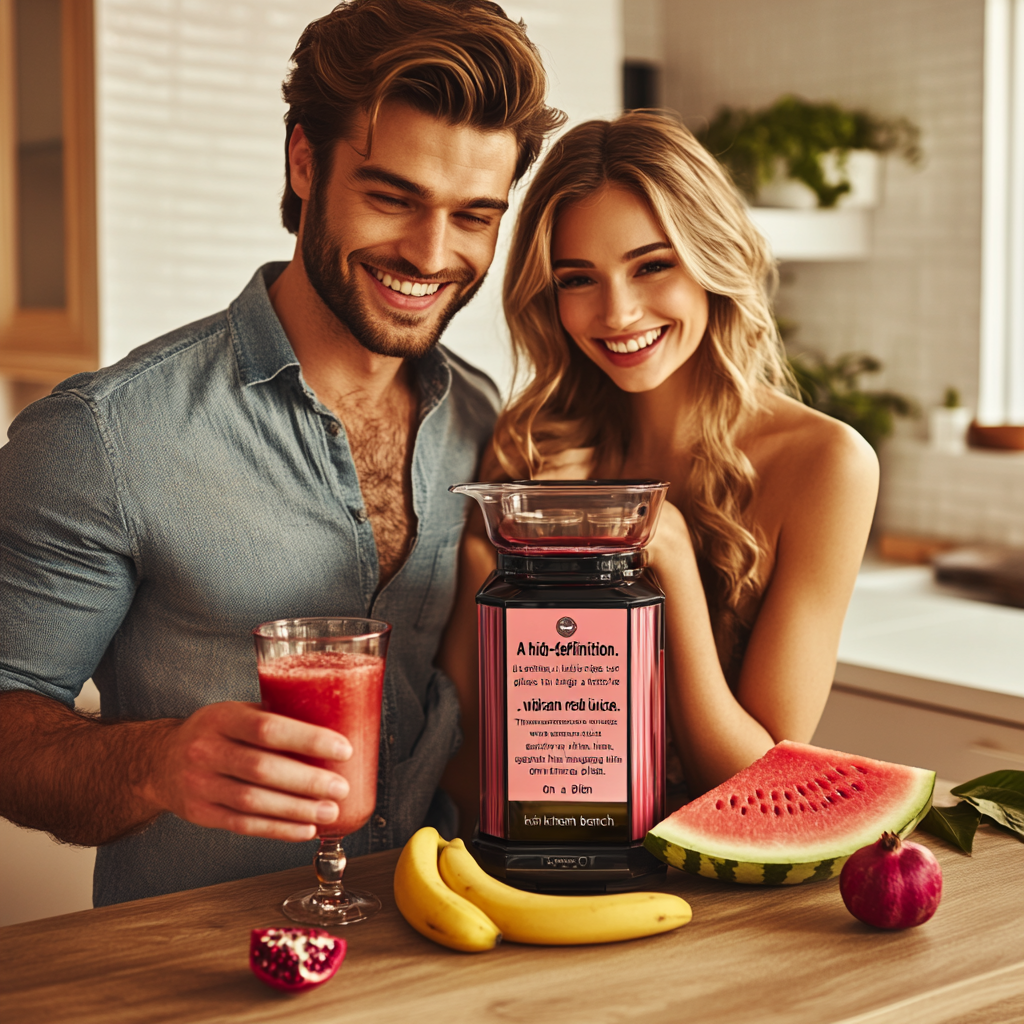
[644,741,935,885]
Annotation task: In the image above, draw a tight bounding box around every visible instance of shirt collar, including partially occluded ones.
[228,261,454,411]
[412,345,452,419]
[229,263,300,387]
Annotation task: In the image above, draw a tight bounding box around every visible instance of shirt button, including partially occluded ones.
[326,420,340,436]
[388,734,395,746]
[355,507,369,523]
[375,815,387,828]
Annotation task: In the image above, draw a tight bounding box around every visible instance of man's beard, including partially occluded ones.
[301,182,486,359]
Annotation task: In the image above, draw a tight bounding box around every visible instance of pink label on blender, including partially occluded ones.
[506,607,628,803]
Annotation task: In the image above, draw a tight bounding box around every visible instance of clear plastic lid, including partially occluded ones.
[449,480,669,555]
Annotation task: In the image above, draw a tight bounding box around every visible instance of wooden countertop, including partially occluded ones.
[2,828,1023,1024]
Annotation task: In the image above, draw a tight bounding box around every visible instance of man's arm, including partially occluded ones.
[0,690,355,845]
[0,391,358,845]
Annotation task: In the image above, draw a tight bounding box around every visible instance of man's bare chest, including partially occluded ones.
[346,413,416,586]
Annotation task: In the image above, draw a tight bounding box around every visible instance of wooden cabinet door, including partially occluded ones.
[0,0,97,394]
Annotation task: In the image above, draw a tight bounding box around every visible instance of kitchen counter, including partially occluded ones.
[2,827,1022,1024]
[837,565,1024,722]
[812,565,1024,780]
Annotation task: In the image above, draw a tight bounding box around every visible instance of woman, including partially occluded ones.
[438,111,877,824]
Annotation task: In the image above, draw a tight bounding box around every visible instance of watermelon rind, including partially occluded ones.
[644,741,936,886]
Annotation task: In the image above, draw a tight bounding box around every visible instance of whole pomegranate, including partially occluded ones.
[840,832,943,930]
[249,927,346,992]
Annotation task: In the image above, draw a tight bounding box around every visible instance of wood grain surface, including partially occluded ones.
[1,826,1022,1024]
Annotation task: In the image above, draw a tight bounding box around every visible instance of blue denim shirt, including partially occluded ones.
[0,264,497,906]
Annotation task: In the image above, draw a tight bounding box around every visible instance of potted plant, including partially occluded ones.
[929,388,972,453]
[698,95,921,209]
[787,350,917,451]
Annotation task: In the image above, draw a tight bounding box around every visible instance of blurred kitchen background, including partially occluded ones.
[1,0,1022,926]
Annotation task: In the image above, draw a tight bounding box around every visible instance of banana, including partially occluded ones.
[438,838,692,945]
[393,827,502,952]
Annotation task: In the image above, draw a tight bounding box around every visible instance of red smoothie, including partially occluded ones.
[258,651,385,837]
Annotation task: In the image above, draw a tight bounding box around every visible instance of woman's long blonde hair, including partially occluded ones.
[494,111,791,664]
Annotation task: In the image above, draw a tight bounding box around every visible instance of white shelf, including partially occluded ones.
[747,207,871,261]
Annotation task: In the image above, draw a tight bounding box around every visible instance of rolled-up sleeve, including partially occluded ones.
[0,390,138,707]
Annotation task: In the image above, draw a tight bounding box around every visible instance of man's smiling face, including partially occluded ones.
[294,102,519,358]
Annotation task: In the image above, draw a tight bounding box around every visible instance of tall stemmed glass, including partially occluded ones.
[254,617,391,925]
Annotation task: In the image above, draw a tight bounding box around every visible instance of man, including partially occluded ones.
[0,0,563,906]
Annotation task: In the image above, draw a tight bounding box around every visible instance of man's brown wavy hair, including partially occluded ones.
[280,0,565,233]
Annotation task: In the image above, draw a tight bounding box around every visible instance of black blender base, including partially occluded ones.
[472,830,666,893]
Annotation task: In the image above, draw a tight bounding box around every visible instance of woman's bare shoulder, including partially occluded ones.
[743,391,878,534]
[748,392,877,481]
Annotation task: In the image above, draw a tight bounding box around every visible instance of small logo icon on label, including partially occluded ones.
[556,616,577,637]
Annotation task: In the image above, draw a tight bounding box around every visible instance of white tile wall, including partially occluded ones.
[662,0,985,415]
[879,439,1024,546]
[623,0,664,65]
[659,0,1005,543]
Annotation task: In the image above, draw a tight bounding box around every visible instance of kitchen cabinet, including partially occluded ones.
[0,0,97,398]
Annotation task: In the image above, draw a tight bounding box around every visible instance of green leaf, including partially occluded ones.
[950,770,1024,842]
[951,769,1024,799]
[917,802,981,854]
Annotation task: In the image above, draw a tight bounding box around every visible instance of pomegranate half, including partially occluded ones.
[839,832,943,930]
[249,927,346,992]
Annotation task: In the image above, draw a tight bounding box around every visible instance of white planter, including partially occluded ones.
[755,149,881,210]
[929,406,973,453]
[747,207,870,261]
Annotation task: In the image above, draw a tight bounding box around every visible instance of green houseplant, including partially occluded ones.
[698,95,921,208]
[787,351,918,451]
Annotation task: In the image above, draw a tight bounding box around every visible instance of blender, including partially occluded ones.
[450,480,668,892]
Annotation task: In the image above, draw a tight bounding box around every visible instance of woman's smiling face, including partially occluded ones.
[551,186,709,394]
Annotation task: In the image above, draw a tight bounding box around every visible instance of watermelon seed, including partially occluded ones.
[786,805,794,815]
[715,799,724,810]
[796,785,807,796]
[834,766,848,776]
[799,802,808,811]
[773,806,781,816]
[784,790,794,801]
[851,783,861,792]
[771,790,780,801]
[740,806,747,815]
[747,796,756,805]
[729,795,738,807]
[853,765,869,774]
[760,804,769,813]
[838,789,850,798]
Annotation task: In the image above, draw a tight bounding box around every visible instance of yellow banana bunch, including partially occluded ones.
[439,838,692,945]
[392,827,502,952]
[393,828,692,950]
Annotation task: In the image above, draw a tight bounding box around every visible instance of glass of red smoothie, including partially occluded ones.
[253,616,391,925]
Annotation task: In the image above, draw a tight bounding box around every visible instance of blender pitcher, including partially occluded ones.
[450,480,669,892]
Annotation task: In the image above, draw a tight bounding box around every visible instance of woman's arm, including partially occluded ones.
[649,421,878,794]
